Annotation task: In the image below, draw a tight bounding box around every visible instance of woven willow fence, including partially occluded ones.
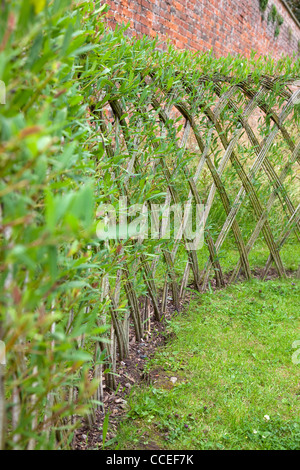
[2,1,300,447]
[89,73,300,395]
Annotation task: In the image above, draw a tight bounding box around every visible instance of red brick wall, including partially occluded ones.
[103,0,300,59]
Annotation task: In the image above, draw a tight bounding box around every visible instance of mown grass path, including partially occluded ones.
[115,278,300,450]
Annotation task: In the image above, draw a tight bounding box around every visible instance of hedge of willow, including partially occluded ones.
[0,0,299,449]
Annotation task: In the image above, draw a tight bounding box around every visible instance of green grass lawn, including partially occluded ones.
[115,277,300,450]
